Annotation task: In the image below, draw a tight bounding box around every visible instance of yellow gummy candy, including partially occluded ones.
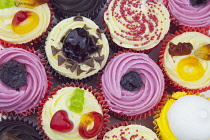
[176,56,204,81]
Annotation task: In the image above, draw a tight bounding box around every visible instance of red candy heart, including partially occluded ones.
[50,110,74,132]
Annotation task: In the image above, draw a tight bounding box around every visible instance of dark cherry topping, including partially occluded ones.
[169,42,193,56]
[62,28,100,63]
[0,60,27,89]
[120,71,142,91]
[190,0,209,6]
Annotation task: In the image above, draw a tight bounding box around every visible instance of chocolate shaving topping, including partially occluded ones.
[94,55,104,66]
[90,35,99,45]
[65,64,71,69]
[85,58,94,68]
[168,42,193,56]
[96,45,103,55]
[77,65,85,76]
[70,62,77,72]
[51,46,60,56]
[96,28,106,39]
[73,14,83,21]
[66,59,76,65]
[83,24,90,30]
[86,68,95,74]
[58,55,66,66]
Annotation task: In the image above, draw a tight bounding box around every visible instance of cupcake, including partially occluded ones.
[0,47,50,116]
[102,122,159,140]
[104,0,170,51]
[38,83,109,140]
[51,0,107,20]
[45,15,109,82]
[159,30,210,93]
[0,116,43,140]
[0,0,52,46]
[153,91,210,140]
[166,0,210,28]
[99,51,165,120]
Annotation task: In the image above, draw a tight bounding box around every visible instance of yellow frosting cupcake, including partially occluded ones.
[154,91,210,140]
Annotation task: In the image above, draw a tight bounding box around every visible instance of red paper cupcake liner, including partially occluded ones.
[97,50,167,121]
[0,3,54,49]
[158,28,210,94]
[102,1,167,54]
[0,46,53,117]
[37,82,110,140]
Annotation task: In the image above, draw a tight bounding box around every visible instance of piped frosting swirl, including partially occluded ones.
[101,53,164,116]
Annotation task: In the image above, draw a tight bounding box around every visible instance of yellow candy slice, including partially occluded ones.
[15,0,49,9]
[12,11,39,34]
[176,56,204,81]
[194,44,210,60]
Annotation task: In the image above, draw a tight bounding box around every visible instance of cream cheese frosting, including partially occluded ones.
[168,0,210,27]
[101,53,164,116]
[0,3,50,44]
[164,32,210,89]
[0,47,48,113]
[45,16,109,80]
[103,124,159,140]
[104,0,170,50]
[41,87,103,140]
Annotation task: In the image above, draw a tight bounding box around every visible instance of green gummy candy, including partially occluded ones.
[69,88,85,113]
[0,0,15,9]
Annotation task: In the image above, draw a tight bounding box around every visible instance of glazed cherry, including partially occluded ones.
[79,111,103,139]
[50,110,74,132]
[63,28,99,63]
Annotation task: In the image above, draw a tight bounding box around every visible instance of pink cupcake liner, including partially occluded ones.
[97,50,167,121]
[0,46,53,117]
[0,3,54,49]
[37,82,110,140]
[158,28,210,94]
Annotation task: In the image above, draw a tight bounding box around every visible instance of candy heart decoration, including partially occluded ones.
[50,110,74,132]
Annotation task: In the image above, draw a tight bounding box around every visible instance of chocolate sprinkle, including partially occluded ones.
[94,55,104,66]
[58,55,66,66]
[77,65,85,76]
[73,14,83,21]
[51,46,60,56]
[96,28,106,39]
[85,58,94,68]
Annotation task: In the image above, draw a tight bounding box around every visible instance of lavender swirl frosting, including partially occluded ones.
[101,53,164,116]
[168,0,210,27]
[0,48,48,113]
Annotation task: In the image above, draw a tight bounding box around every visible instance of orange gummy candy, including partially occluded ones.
[79,111,103,139]
[12,11,39,34]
